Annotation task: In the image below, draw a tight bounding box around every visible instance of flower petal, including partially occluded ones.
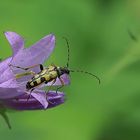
[0,57,11,73]
[4,31,24,56]
[28,34,55,64]
[0,58,12,83]
[31,91,48,108]
[0,87,23,99]
[0,65,16,84]
[0,78,18,88]
[11,34,55,74]
[2,91,65,110]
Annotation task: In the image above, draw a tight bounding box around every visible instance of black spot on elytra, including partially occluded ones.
[40,77,46,83]
[33,81,38,86]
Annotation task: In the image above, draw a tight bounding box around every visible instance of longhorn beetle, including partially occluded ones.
[9,37,100,97]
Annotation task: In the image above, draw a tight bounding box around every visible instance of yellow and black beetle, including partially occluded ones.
[9,38,100,94]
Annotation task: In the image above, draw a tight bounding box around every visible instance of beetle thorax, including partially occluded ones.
[56,66,70,76]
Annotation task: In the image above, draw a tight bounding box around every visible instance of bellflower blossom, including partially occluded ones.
[0,31,70,129]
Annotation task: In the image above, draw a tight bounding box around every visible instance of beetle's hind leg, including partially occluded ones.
[9,64,44,79]
[9,64,44,71]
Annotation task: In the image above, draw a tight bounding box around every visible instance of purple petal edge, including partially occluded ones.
[2,91,65,110]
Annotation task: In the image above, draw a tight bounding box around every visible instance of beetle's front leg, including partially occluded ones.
[56,77,64,94]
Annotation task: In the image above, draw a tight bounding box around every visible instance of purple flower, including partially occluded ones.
[0,31,70,129]
[0,31,70,108]
[2,91,65,110]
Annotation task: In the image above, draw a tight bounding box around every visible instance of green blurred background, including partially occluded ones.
[0,0,140,140]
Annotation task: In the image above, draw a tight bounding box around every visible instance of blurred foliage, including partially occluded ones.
[0,0,140,140]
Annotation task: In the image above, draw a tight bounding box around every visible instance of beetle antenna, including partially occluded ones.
[63,37,70,68]
[70,69,100,84]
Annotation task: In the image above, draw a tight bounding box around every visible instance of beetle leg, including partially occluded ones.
[15,71,36,79]
[10,64,43,79]
[9,64,44,71]
[45,79,56,104]
[56,77,64,94]
[45,79,56,94]
[27,88,35,101]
